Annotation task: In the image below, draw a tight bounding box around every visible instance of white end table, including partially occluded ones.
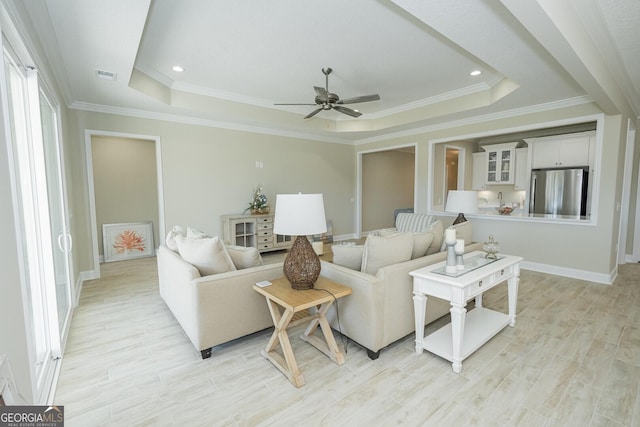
[410,251,523,374]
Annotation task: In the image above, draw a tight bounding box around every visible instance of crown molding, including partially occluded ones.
[68,101,354,145]
[172,80,277,109]
[133,66,505,120]
[1,1,73,106]
[69,94,594,147]
[354,95,594,145]
[366,80,496,119]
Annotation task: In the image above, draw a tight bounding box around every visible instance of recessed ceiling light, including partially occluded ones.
[470,70,482,76]
[172,65,184,72]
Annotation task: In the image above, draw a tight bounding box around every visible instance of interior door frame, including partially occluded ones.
[356,143,418,237]
[444,145,466,194]
[84,130,165,279]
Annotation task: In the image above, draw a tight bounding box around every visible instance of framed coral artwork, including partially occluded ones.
[103,221,155,262]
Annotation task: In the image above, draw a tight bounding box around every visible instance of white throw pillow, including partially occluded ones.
[453,220,473,244]
[175,235,236,276]
[377,229,400,237]
[186,227,211,239]
[361,232,413,275]
[225,245,264,269]
[165,225,186,251]
[411,232,434,259]
[440,220,473,252]
[378,229,432,259]
[369,227,397,237]
[425,220,444,255]
[332,244,365,270]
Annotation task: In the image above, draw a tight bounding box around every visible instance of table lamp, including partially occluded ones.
[445,190,479,225]
[273,193,327,290]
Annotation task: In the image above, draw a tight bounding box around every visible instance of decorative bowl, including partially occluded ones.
[496,206,513,215]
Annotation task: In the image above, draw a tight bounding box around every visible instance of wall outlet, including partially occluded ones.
[255,161,263,168]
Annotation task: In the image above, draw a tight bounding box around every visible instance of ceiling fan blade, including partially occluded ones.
[274,103,318,106]
[314,86,328,101]
[304,108,323,119]
[333,105,362,118]
[336,94,380,105]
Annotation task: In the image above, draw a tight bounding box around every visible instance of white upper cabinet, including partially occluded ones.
[528,131,594,169]
[482,142,518,185]
[472,152,487,190]
[514,148,529,190]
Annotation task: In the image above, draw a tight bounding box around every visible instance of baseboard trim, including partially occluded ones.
[521,260,614,285]
[76,270,99,305]
[79,269,100,281]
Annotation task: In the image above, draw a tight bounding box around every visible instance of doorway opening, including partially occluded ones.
[357,145,417,236]
[446,148,460,194]
[84,131,165,277]
[440,145,466,208]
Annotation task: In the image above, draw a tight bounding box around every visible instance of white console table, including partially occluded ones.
[410,251,522,373]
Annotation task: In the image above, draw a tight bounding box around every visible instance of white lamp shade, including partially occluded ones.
[445,190,479,214]
[273,193,327,236]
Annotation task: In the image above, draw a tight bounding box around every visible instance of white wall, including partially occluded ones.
[70,111,357,272]
[362,149,414,231]
[91,135,159,256]
[356,104,626,282]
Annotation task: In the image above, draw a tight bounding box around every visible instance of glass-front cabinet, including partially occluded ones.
[221,213,293,253]
[483,142,518,184]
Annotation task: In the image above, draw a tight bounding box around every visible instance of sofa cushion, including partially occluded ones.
[411,232,434,259]
[377,229,433,259]
[165,225,186,251]
[332,244,365,270]
[175,235,236,275]
[225,245,264,269]
[395,213,434,233]
[440,220,473,251]
[361,232,413,275]
[369,227,398,237]
[453,220,473,244]
[187,227,211,239]
[425,219,444,255]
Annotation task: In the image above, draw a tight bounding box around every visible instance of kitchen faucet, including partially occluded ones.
[498,192,503,207]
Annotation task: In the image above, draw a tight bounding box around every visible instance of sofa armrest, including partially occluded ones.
[320,241,484,354]
[158,245,284,351]
[191,263,285,349]
[319,261,386,351]
[158,245,200,301]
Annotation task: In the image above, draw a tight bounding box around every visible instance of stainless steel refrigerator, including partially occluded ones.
[529,167,589,216]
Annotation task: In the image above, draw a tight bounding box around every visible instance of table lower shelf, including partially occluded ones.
[421,307,511,363]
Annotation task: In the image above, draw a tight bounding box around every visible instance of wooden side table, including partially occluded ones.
[253,276,352,387]
[410,251,523,374]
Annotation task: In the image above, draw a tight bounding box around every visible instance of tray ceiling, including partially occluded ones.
[17,0,640,143]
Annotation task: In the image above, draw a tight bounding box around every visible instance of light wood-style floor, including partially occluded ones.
[54,256,640,426]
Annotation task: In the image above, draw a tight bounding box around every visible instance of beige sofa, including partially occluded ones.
[157,245,284,358]
[321,212,481,359]
[321,242,482,359]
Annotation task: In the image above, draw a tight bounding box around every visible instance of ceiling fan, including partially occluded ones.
[275,68,380,119]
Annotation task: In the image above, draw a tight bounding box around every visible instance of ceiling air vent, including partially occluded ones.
[95,69,117,81]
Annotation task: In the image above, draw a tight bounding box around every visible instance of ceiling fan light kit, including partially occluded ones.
[275,67,380,119]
